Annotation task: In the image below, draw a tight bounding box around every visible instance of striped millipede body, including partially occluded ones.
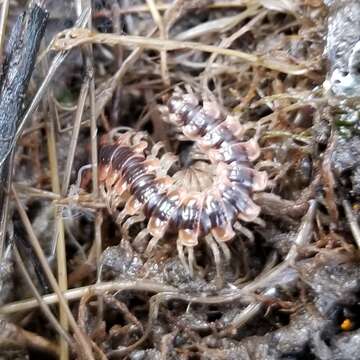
[98,93,267,275]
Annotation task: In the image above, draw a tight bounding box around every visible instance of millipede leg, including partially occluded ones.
[234,222,255,243]
[145,236,161,256]
[134,131,147,141]
[177,239,190,274]
[133,228,151,252]
[121,214,145,239]
[184,84,194,97]
[100,185,111,212]
[255,160,280,171]
[214,237,231,264]
[158,104,169,115]
[109,194,123,213]
[158,153,178,176]
[252,217,266,227]
[107,185,123,212]
[151,141,166,158]
[114,208,128,226]
[202,100,221,119]
[108,126,133,141]
[205,235,223,287]
[101,187,122,215]
[188,246,195,277]
[192,165,211,190]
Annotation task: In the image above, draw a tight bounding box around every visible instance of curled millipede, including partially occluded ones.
[98,93,267,277]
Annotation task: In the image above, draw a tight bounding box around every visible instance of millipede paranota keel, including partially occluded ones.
[98,92,267,275]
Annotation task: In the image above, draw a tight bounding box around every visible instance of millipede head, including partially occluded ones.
[98,144,118,181]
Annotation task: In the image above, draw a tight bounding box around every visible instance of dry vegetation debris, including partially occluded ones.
[0,1,359,359]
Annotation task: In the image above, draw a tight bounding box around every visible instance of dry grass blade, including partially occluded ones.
[0,320,59,357]
[12,244,74,348]
[51,29,309,75]
[45,76,70,360]
[116,1,260,14]
[61,78,90,195]
[202,7,267,89]
[11,186,95,360]
[0,0,10,59]
[93,26,157,120]
[146,0,169,86]
[321,129,339,225]
[19,328,60,357]
[0,152,14,257]
[175,7,260,41]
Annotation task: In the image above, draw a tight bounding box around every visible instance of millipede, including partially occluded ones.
[98,92,267,278]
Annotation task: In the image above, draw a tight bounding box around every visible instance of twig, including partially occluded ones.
[0,4,48,171]
[0,280,177,314]
[0,194,317,321]
[0,3,48,257]
[103,293,144,331]
[285,200,317,260]
[78,292,108,360]
[0,7,91,171]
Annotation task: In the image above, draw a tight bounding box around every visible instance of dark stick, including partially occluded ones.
[0,4,48,253]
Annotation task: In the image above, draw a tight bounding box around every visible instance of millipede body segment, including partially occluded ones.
[99,93,267,273]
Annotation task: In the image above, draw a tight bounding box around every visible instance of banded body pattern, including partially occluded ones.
[99,93,267,273]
